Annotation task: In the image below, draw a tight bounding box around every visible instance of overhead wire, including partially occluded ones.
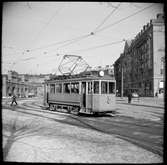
[31,4,65,46]
[51,3,121,51]
[23,3,120,53]
[95,3,155,33]
[27,33,92,52]
[5,3,156,66]
[93,3,121,33]
[72,39,125,53]
[56,33,92,50]
[27,3,154,53]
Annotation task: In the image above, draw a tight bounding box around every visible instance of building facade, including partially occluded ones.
[2,71,50,98]
[2,71,37,97]
[114,14,165,97]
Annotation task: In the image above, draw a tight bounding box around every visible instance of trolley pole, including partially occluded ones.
[121,66,123,98]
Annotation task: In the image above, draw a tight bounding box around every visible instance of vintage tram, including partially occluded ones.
[43,71,116,115]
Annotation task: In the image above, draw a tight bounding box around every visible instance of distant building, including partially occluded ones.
[90,65,115,78]
[114,14,165,97]
[2,71,36,97]
[26,74,50,97]
[2,71,51,97]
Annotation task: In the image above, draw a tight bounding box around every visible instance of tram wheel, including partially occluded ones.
[71,106,80,115]
[49,104,54,111]
[67,106,72,113]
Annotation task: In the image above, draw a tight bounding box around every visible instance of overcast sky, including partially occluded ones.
[2,2,164,74]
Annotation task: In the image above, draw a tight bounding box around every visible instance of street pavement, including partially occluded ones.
[116,96,164,108]
[2,97,164,163]
[115,97,164,121]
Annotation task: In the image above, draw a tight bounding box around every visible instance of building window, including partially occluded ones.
[160,69,164,75]
[147,38,152,69]
[160,57,164,75]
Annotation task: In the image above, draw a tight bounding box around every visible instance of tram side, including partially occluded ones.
[43,75,116,115]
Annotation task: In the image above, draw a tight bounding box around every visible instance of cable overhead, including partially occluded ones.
[25,4,153,53]
[31,5,64,44]
[54,33,93,50]
[11,3,155,62]
[27,33,92,52]
[18,39,125,62]
[24,3,121,53]
[95,4,155,33]
[93,3,121,33]
[72,39,125,53]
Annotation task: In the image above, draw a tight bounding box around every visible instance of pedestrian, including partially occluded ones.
[10,94,18,106]
[128,91,132,103]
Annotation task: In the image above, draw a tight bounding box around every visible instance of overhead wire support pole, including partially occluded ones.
[121,65,124,98]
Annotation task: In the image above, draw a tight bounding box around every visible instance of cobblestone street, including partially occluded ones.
[2,97,164,163]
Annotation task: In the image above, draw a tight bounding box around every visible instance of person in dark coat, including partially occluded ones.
[10,94,18,106]
[127,91,132,103]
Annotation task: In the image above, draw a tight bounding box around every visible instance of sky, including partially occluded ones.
[2,2,164,75]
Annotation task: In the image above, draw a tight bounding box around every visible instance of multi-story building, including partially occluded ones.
[2,70,36,97]
[93,65,115,77]
[2,71,51,98]
[114,13,165,97]
[26,74,50,97]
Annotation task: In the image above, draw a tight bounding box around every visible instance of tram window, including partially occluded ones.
[55,84,62,93]
[71,82,79,94]
[109,82,115,94]
[94,81,99,94]
[101,81,108,94]
[88,82,93,94]
[63,83,70,93]
[50,84,55,94]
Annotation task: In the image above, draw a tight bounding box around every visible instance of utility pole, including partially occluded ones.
[121,65,123,98]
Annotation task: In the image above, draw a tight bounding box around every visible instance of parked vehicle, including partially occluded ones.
[43,71,116,115]
[132,92,139,98]
[28,93,35,98]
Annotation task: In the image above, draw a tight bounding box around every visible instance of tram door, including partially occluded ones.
[81,82,86,108]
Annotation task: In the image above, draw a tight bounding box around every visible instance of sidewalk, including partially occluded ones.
[116,97,164,108]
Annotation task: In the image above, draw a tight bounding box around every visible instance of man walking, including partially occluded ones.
[10,94,18,106]
[128,91,132,103]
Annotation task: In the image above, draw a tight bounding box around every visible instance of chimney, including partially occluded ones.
[141,29,143,34]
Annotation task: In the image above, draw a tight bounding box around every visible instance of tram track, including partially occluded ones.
[3,101,163,157]
[68,115,163,156]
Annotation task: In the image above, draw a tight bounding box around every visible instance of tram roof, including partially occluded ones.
[45,72,115,83]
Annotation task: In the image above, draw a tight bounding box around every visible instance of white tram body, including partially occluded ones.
[44,72,116,114]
